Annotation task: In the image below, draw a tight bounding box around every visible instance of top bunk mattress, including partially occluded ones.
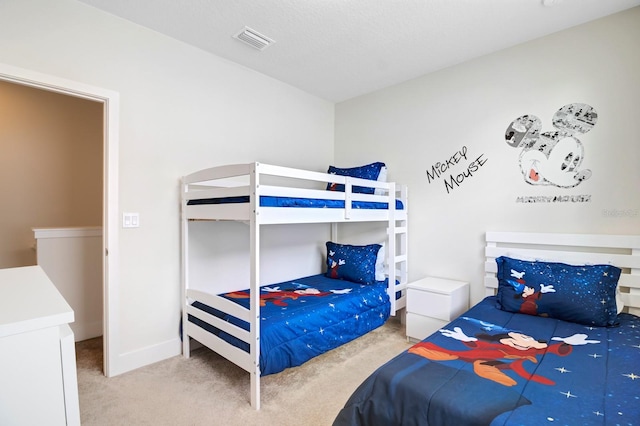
[187,195,404,210]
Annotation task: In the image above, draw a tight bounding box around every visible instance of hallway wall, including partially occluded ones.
[0,80,103,268]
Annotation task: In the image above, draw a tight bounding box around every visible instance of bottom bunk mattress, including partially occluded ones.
[188,274,391,376]
[334,296,640,426]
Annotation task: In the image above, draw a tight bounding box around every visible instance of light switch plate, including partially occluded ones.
[123,212,139,228]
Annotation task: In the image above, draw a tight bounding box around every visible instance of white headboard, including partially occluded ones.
[484,232,640,316]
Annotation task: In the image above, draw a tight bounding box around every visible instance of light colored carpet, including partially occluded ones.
[77,317,411,426]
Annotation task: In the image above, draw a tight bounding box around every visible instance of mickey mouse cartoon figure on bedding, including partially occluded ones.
[327,249,346,279]
[507,269,555,316]
[409,323,600,387]
[505,103,597,188]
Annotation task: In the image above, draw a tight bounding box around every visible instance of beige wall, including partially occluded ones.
[335,7,640,303]
[0,80,102,268]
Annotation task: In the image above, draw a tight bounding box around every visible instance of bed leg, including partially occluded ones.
[399,307,406,325]
[251,371,260,410]
[181,310,192,358]
[182,331,191,359]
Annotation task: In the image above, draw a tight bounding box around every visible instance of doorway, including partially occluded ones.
[0,62,119,377]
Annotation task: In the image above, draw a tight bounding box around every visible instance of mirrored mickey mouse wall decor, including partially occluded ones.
[505,103,597,188]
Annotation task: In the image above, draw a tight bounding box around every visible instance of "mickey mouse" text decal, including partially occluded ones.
[426,145,488,194]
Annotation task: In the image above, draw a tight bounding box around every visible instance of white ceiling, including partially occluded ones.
[77,0,640,103]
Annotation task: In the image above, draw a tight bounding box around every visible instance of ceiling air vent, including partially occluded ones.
[233,27,275,51]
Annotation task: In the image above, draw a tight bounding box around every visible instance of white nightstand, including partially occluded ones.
[406,276,469,342]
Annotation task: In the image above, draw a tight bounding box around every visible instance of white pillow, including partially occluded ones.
[616,287,625,314]
[374,166,388,196]
[375,243,386,281]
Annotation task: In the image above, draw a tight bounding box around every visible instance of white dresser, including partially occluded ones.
[0,266,80,426]
[406,276,469,342]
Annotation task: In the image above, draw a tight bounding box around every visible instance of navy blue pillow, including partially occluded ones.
[495,256,621,327]
[325,241,381,285]
[326,162,385,194]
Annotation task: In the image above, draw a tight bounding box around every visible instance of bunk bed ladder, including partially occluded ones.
[388,183,408,315]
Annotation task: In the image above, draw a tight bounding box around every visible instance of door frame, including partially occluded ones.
[0,62,119,376]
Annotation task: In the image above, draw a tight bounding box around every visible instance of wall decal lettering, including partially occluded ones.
[426,146,488,194]
[516,195,591,203]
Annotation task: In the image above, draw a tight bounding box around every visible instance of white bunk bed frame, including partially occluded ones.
[484,231,640,317]
[180,162,408,409]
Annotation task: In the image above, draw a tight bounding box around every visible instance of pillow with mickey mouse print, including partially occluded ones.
[325,241,382,285]
[495,256,621,327]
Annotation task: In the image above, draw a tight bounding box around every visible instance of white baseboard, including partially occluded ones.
[110,338,181,376]
[71,321,103,342]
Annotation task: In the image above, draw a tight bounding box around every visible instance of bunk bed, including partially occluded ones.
[180,162,408,409]
[334,231,640,426]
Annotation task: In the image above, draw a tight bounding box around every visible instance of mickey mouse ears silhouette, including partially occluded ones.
[505,103,598,148]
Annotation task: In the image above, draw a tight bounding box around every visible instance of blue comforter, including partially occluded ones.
[190,274,390,376]
[334,296,640,426]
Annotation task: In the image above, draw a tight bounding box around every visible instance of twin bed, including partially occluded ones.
[180,162,408,409]
[334,231,640,425]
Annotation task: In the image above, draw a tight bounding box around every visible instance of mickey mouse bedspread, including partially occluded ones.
[334,296,640,426]
[190,274,391,376]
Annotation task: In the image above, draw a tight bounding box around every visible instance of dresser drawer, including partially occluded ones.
[406,277,469,322]
[407,289,453,321]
